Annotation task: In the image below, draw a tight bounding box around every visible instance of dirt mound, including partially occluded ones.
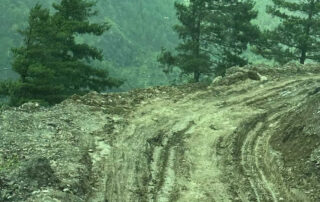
[1,64,320,201]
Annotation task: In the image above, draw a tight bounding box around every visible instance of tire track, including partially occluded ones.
[226,76,320,201]
[240,120,278,201]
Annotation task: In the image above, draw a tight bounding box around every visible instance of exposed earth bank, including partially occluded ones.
[1,64,320,201]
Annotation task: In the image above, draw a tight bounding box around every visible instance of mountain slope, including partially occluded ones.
[0,0,179,86]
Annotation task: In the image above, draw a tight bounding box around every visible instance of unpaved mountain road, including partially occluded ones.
[1,64,320,201]
[89,65,320,201]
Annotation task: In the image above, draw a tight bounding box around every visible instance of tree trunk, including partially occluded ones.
[194,71,200,82]
[300,2,313,65]
[300,50,306,64]
[193,18,201,83]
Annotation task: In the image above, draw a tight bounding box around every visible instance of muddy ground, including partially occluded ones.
[1,64,320,201]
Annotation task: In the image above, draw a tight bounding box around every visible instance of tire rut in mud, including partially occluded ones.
[215,112,289,201]
[146,121,194,201]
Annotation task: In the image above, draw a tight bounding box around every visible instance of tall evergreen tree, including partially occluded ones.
[9,0,120,106]
[51,0,120,93]
[158,0,212,82]
[10,4,61,105]
[207,0,259,76]
[254,0,320,65]
[158,0,259,80]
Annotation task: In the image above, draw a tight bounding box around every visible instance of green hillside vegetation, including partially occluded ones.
[254,0,320,65]
[7,1,122,106]
[158,0,260,81]
[1,0,320,106]
[0,0,180,90]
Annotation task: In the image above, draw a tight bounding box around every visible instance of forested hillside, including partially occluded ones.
[0,0,180,89]
[94,0,181,89]
[0,0,278,89]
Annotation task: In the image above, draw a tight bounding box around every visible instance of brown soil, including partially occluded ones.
[1,64,320,201]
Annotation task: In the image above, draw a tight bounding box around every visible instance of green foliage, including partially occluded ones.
[158,0,213,82]
[3,0,320,92]
[0,0,180,90]
[0,81,10,96]
[0,1,54,71]
[0,155,19,172]
[253,0,320,65]
[207,0,260,75]
[159,0,259,80]
[158,48,176,74]
[0,80,16,106]
[8,1,121,106]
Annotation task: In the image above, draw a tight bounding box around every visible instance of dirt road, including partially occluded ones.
[1,64,320,201]
[88,65,320,201]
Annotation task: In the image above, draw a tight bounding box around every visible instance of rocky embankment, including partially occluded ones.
[1,64,320,201]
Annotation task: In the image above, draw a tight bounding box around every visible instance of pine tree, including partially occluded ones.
[158,0,259,80]
[51,0,120,94]
[206,0,259,76]
[10,4,61,105]
[9,0,121,106]
[254,0,320,65]
[158,0,212,82]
